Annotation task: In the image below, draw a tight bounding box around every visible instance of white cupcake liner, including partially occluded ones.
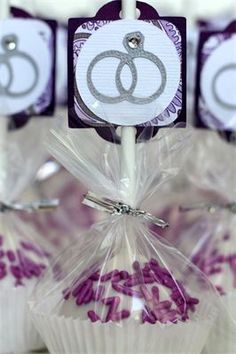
[202,295,236,354]
[31,301,217,354]
[0,286,45,353]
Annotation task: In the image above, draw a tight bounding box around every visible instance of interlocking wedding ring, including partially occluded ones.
[87,31,167,105]
[0,34,39,98]
[212,63,236,110]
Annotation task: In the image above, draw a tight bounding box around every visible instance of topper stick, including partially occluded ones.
[0,0,10,194]
[0,0,10,19]
[121,0,137,207]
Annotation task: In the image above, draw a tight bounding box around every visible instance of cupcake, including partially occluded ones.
[0,214,49,353]
[30,220,219,354]
[194,222,236,354]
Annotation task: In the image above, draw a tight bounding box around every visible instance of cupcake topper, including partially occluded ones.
[0,5,57,119]
[195,20,236,143]
[68,0,186,204]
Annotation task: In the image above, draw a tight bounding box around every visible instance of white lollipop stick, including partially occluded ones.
[0,0,10,19]
[121,0,137,207]
[0,0,10,196]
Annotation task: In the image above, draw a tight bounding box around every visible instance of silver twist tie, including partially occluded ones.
[0,199,59,213]
[87,31,167,105]
[180,202,236,215]
[83,192,169,229]
[0,34,39,97]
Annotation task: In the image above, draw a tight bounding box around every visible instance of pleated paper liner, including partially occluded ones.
[31,300,217,354]
[202,295,236,354]
[0,285,45,353]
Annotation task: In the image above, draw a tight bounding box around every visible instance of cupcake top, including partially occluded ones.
[61,257,200,325]
[192,233,236,296]
[0,233,49,288]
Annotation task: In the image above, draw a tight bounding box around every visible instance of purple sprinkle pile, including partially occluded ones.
[0,236,48,286]
[192,234,236,295]
[63,259,199,325]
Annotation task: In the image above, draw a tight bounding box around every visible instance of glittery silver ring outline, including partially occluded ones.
[87,31,167,105]
[212,64,236,110]
[0,34,39,97]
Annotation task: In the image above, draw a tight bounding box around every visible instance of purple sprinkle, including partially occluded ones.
[120,271,129,280]
[0,268,6,280]
[216,285,226,296]
[89,271,100,281]
[144,276,155,285]
[171,291,181,301]
[62,288,71,300]
[112,282,143,298]
[88,310,100,323]
[111,309,130,321]
[149,259,159,267]
[72,281,86,297]
[208,267,222,275]
[0,261,6,269]
[161,310,179,324]
[155,301,172,310]
[101,270,119,282]
[0,250,4,258]
[6,250,16,263]
[206,255,225,266]
[102,296,120,322]
[84,288,94,304]
[133,261,142,273]
[124,277,141,287]
[188,298,199,305]
[142,307,156,324]
[10,266,22,280]
[76,280,93,306]
[111,274,121,282]
[20,241,45,258]
[142,270,151,277]
[140,285,152,301]
[223,234,230,241]
[151,286,160,303]
[162,275,177,289]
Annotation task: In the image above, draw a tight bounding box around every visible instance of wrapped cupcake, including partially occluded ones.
[155,131,236,353]
[30,126,220,354]
[21,163,99,251]
[0,119,53,353]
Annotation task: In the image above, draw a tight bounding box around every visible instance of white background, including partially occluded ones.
[8,0,236,24]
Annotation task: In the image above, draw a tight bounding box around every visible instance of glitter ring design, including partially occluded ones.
[212,63,236,110]
[87,31,167,105]
[0,34,39,97]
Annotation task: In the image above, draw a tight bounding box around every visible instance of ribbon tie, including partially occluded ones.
[0,199,59,213]
[180,202,236,215]
[83,192,169,229]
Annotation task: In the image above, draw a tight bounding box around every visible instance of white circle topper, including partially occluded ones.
[76,20,181,126]
[201,35,236,129]
[0,19,52,116]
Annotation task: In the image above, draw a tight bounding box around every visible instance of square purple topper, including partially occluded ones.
[68,0,186,132]
[195,21,236,133]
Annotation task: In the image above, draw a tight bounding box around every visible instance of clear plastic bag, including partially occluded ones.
[21,164,98,251]
[30,125,220,354]
[155,130,236,354]
[0,118,51,353]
